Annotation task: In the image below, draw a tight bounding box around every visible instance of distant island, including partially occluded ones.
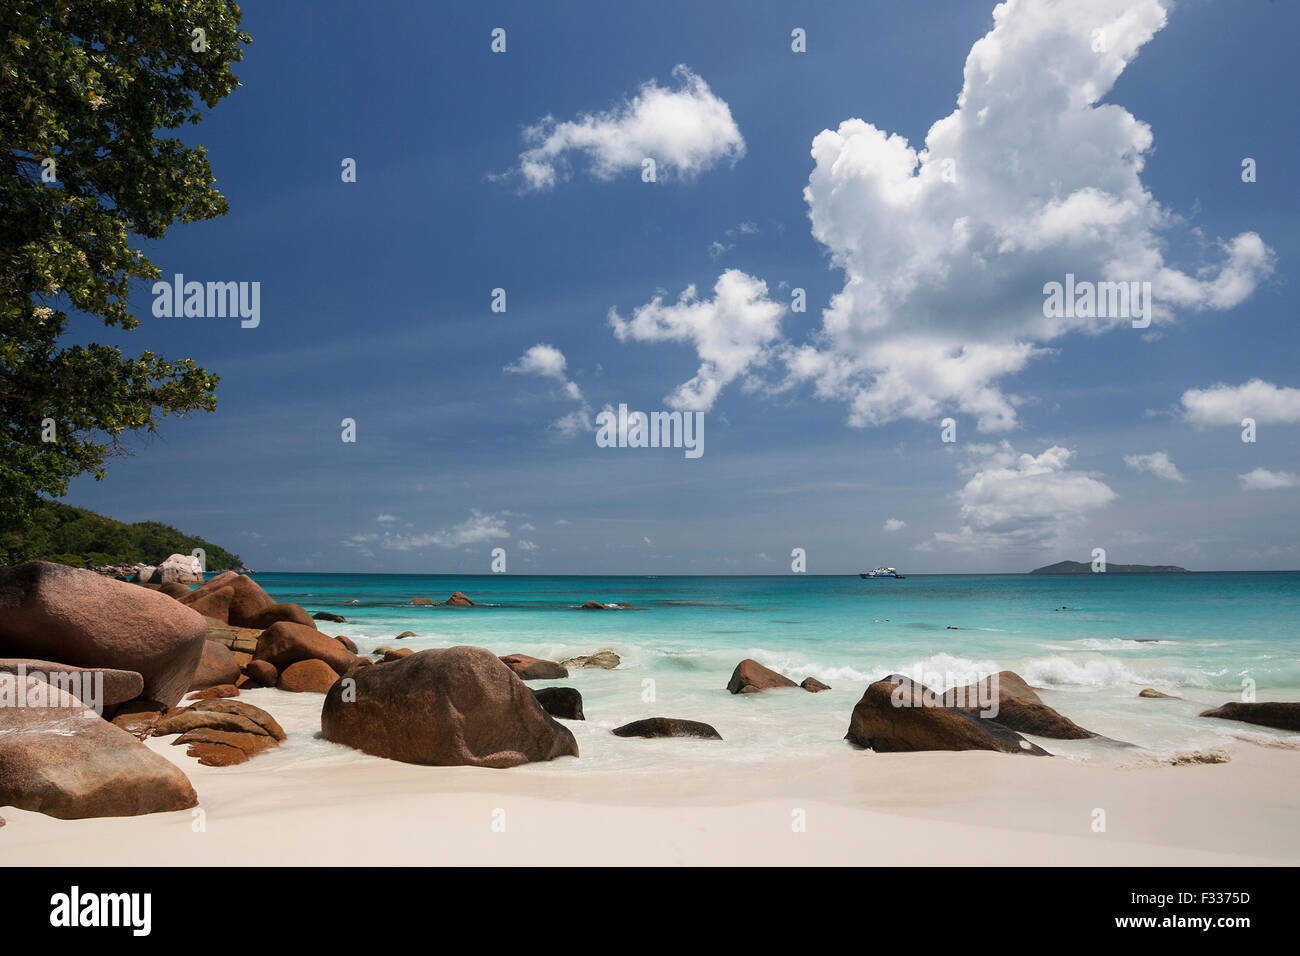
[0,500,242,570]
[1030,560,1189,574]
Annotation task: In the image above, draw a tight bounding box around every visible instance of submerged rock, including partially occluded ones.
[1200,701,1300,732]
[801,677,831,693]
[1139,688,1179,699]
[560,650,620,670]
[313,612,347,623]
[726,658,797,694]
[612,717,722,740]
[321,646,578,768]
[445,591,475,606]
[846,675,1050,755]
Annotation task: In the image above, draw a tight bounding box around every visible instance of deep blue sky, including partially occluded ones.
[62,0,1299,573]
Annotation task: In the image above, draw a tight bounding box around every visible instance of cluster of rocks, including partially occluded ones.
[408,591,475,607]
[4,559,1299,823]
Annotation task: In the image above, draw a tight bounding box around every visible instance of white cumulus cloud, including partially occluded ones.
[380,510,511,551]
[1181,379,1300,426]
[1123,451,1185,482]
[1239,468,1299,491]
[883,518,907,532]
[509,65,744,190]
[924,444,1116,552]
[609,269,785,411]
[505,343,593,435]
[781,0,1273,432]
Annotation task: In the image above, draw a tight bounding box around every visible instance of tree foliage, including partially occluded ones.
[0,498,241,568]
[1,0,249,537]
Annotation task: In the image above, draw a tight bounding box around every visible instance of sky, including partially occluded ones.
[61,0,1300,574]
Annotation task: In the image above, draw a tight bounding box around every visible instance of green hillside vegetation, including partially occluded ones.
[0,500,241,570]
[1030,560,1189,574]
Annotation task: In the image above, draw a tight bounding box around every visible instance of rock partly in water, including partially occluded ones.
[0,561,207,708]
[560,650,620,670]
[278,659,340,693]
[409,597,435,606]
[801,677,832,693]
[1199,701,1300,732]
[0,673,198,818]
[186,698,286,740]
[321,646,578,768]
[395,631,416,639]
[445,591,474,607]
[335,634,358,654]
[499,654,568,680]
[726,658,798,694]
[313,612,347,623]
[612,717,722,740]
[846,675,1050,755]
[1139,688,1179,699]
[533,686,585,720]
[253,620,358,676]
[941,671,1094,739]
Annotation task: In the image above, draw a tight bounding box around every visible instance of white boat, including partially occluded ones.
[860,567,904,578]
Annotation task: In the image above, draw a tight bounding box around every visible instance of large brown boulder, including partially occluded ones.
[321,646,578,768]
[846,675,1050,755]
[245,603,317,630]
[278,659,340,693]
[0,658,143,712]
[191,640,241,691]
[499,654,568,680]
[726,658,798,694]
[157,581,195,600]
[185,585,235,621]
[0,673,198,819]
[941,671,1094,739]
[1200,701,1300,732]
[612,717,722,740]
[0,561,207,708]
[253,620,358,675]
[181,571,276,627]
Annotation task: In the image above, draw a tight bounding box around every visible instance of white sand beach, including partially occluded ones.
[5,685,1298,866]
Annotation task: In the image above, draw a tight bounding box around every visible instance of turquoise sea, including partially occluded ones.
[243,571,1300,769]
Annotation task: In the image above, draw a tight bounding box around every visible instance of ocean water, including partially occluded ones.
[244,572,1300,771]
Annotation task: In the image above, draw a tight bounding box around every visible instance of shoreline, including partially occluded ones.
[5,727,1297,866]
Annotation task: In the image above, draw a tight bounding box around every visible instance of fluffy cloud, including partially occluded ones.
[505,344,592,435]
[925,444,1116,552]
[781,0,1273,432]
[609,269,785,411]
[1123,451,1185,482]
[1180,379,1300,426]
[510,65,744,190]
[1239,468,1299,491]
[883,518,907,532]
[379,510,511,551]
